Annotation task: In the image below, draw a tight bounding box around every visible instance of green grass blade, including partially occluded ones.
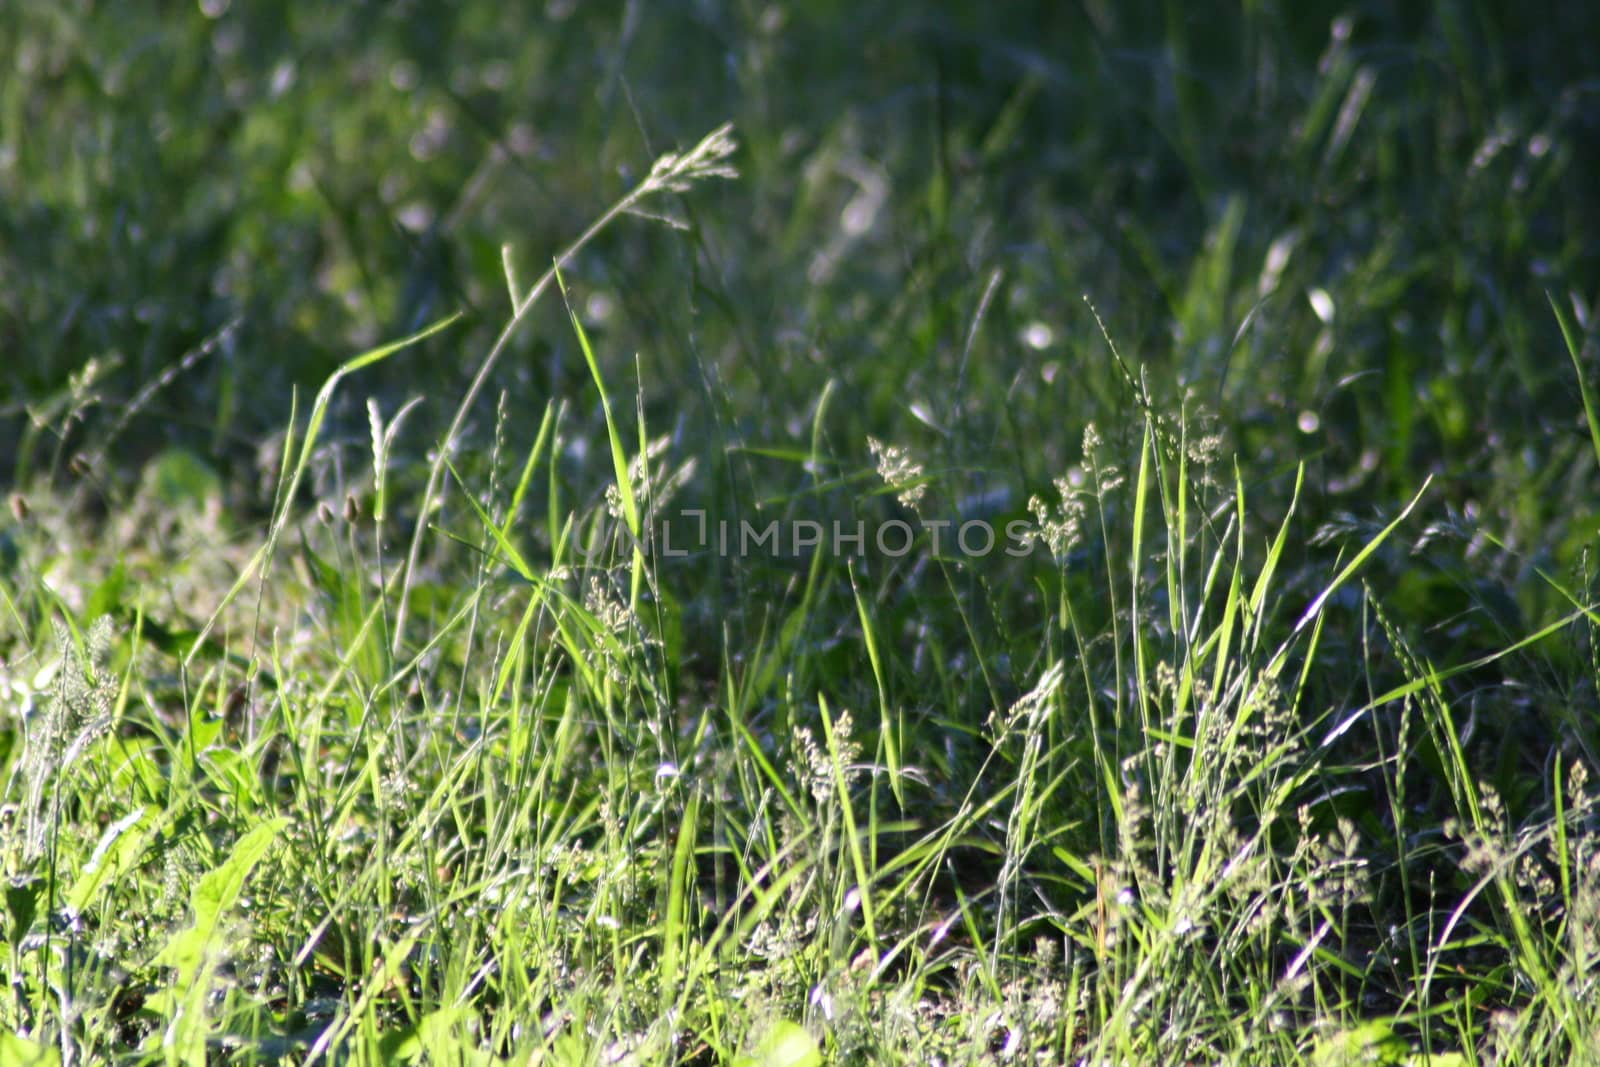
[187,314,462,667]
[1549,291,1600,471]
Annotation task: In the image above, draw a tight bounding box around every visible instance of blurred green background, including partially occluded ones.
[6,1,1593,467]
[2,0,1597,557]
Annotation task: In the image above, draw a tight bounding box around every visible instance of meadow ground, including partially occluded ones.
[2,3,1599,1063]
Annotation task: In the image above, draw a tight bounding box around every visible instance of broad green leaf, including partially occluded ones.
[67,806,156,916]
[1311,1021,1408,1066]
[735,1021,821,1067]
[155,817,288,1065]
[6,877,44,947]
[156,817,289,983]
[0,1031,58,1066]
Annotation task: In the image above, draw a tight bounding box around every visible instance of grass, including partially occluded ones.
[2,2,1599,1063]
